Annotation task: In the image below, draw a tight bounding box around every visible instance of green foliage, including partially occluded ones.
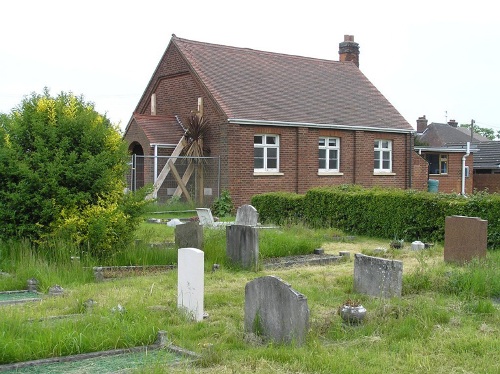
[459,123,498,140]
[251,192,305,225]
[0,89,147,257]
[252,186,500,247]
[211,190,233,217]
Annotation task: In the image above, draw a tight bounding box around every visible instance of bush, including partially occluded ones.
[0,90,128,238]
[211,190,233,217]
[251,192,305,225]
[251,186,500,247]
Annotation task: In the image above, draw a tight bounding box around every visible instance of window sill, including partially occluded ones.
[429,174,448,176]
[318,171,344,176]
[373,172,396,176]
[254,172,284,176]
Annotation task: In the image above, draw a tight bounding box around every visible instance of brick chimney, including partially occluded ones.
[416,115,428,133]
[339,35,360,67]
[448,119,458,127]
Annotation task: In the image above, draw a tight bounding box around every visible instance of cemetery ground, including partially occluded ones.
[0,210,499,373]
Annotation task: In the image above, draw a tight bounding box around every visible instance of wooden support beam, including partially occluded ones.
[168,159,192,204]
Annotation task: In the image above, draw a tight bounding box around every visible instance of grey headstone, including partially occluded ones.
[235,204,259,226]
[175,221,203,249]
[444,215,487,264]
[27,278,39,292]
[196,208,214,226]
[354,254,403,298]
[226,225,259,270]
[245,275,309,346]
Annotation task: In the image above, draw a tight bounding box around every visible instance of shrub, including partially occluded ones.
[211,190,233,217]
[251,192,305,225]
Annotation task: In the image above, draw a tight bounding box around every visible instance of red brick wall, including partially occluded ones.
[426,153,474,194]
[411,152,429,191]
[226,125,413,207]
[473,173,500,193]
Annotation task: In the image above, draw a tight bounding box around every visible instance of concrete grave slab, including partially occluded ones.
[245,275,309,346]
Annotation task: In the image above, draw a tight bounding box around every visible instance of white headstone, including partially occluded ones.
[177,247,204,321]
[411,241,425,250]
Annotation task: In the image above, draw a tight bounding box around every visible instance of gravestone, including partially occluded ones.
[411,241,425,250]
[354,254,403,298]
[226,225,259,270]
[235,204,259,226]
[444,215,487,264]
[196,208,215,226]
[177,247,204,321]
[245,275,309,346]
[175,221,203,249]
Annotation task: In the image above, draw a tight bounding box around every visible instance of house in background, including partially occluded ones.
[470,141,500,192]
[123,35,428,207]
[414,116,480,194]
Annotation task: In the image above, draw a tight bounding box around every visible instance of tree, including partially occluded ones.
[460,123,498,140]
[0,89,147,257]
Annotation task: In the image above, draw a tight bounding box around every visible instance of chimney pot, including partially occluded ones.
[416,115,428,133]
[448,119,458,127]
[339,35,360,67]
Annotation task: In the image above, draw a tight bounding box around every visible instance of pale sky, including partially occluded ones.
[1,0,500,134]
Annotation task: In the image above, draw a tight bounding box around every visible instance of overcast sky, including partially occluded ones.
[1,0,499,133]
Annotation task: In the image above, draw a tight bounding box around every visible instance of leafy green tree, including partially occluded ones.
[460,123,498,140]
[0,89,148,257]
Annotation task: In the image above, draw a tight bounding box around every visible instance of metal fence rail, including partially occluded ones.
[126,155,220,206]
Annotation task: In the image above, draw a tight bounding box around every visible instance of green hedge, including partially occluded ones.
[251,192,305,225]
[251,186,500,248]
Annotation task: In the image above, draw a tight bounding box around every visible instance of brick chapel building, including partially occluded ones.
[123,35,428,207]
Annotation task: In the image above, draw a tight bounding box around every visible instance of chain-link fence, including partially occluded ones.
[126,155,221,206]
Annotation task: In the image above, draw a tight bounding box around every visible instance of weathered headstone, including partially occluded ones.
[444,215,487,264]
[177,247,204,321]
[226,225,259,270]
[196,208,215,226]
[235,204,259,226]
[244,275,309,346]
[354,254,403,298]
[175,221,203,249]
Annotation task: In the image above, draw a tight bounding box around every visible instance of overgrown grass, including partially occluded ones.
[1,241,499,372]
[1,203,499,372]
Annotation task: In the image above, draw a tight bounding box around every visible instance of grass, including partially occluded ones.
[0,204,499,372]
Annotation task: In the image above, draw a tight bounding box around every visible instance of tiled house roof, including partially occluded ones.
[131,114,185,145]
[171,36,413,132]
[418,122,489,147]
[471,141,500,170]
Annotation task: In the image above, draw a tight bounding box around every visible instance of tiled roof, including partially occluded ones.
[132,114,185,144]
[471,141,500,169]
[418,123,489,147]
[172,36,413,132]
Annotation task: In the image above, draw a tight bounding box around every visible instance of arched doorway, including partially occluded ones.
[129,142,145,191]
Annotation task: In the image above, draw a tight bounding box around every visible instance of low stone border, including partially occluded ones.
[0,331,199,372]
[93,265,177,281]
[0,290,42,306]
[263,254,343,269]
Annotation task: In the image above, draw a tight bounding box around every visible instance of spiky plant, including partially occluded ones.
[182,113,210,205]
[182,113,210,160]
